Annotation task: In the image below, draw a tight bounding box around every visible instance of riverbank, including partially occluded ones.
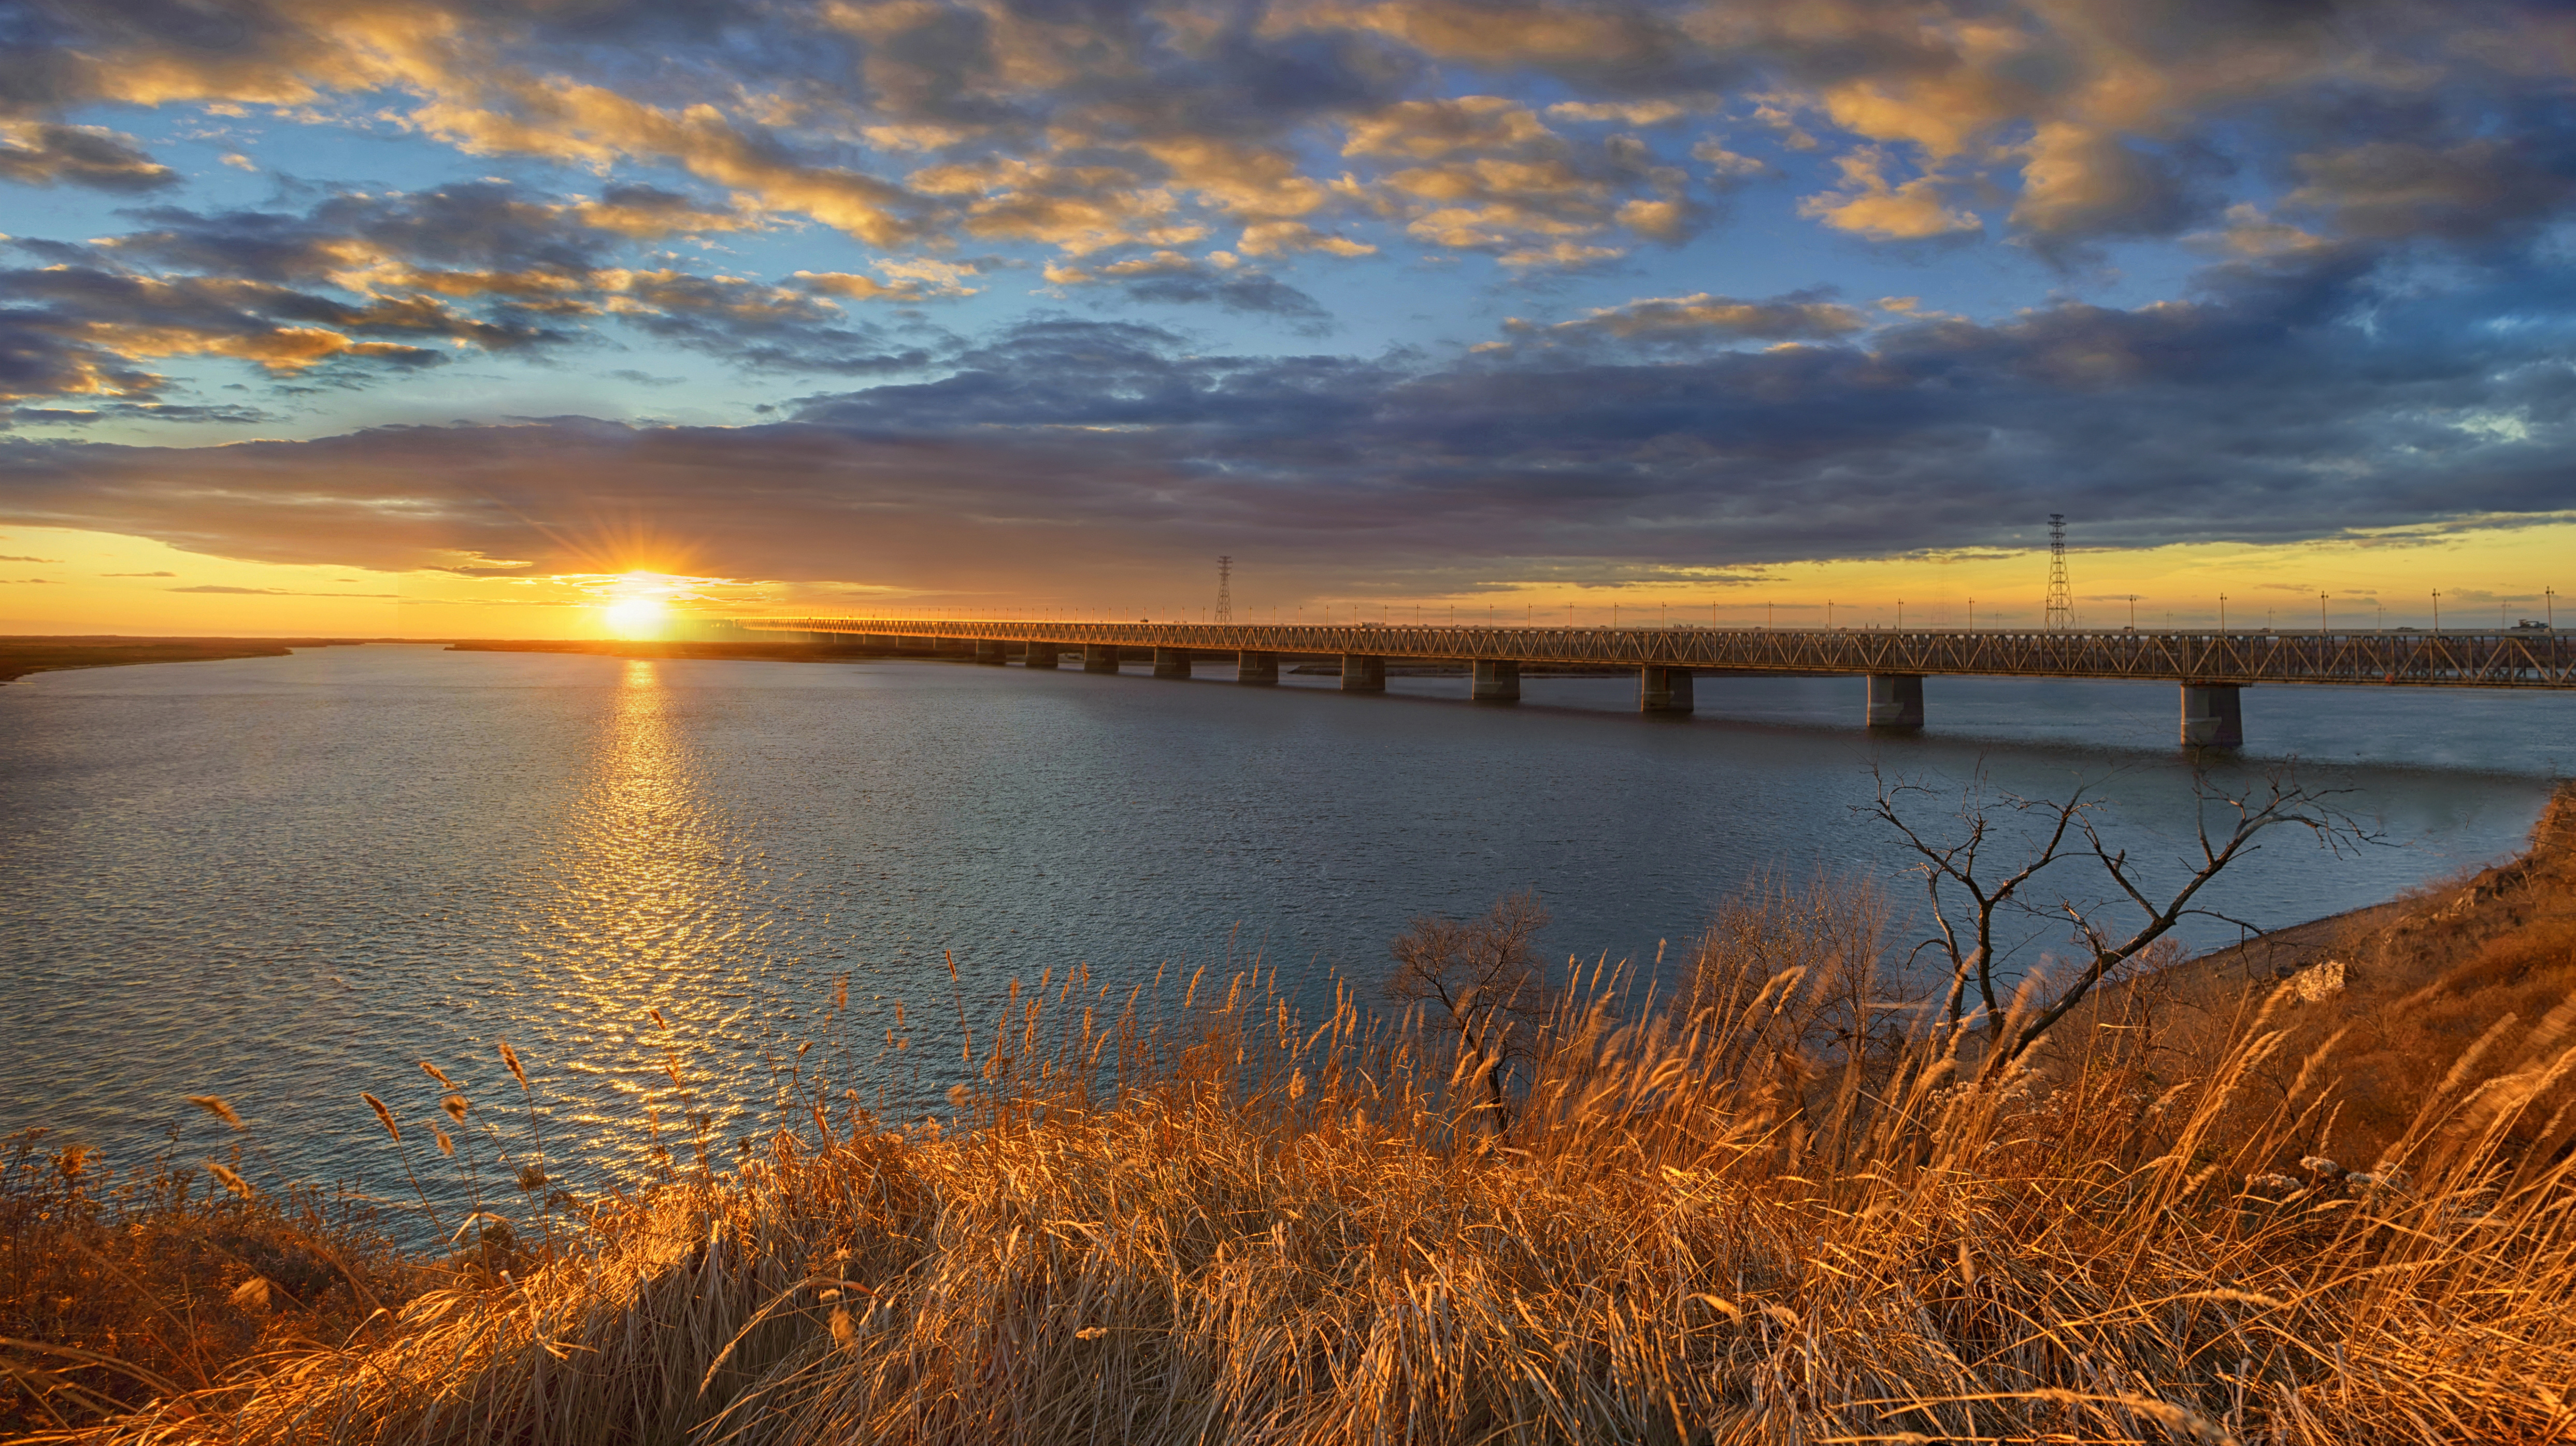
[0,637,370,684]
[1,635,901,685]
[2058,778,2576,1171]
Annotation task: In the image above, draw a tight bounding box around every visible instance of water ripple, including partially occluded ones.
[1,645,2565,1226]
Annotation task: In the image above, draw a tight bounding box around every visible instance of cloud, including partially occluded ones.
[1278,0,1706,90]
[600,270,936,374]
[0,122,177,192]
[1495,240,1627,269]
[1234,221,1376,257]
[4,0,2564,290]
[3,0,2575,583]
[0,262,549,418]
[0,183,968,413]
[1343,99,1698,260]
[1050,251,1332,329]
[1547,99,1707,126]
[406,76,936,247]
[102,570,177,577]
[571,184,764,240]
[909,155,1204,257]
[2008,123,2213,253]
[793,259,982,301]
[4,402,275,427]
[0,183,701,419]
[167,584,397,596]
[102,183,638,291]
[1344,96,1555,161]
[6,234,2571,594]
[0,555,61,562]
[1513,290,1872,348]
[2285,136,2576,247]
[1690,139,1767,180]
[1798,149,1981,241]
[2186,203,2329,260]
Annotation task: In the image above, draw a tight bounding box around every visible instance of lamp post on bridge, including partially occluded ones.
[2432,590,2441,632]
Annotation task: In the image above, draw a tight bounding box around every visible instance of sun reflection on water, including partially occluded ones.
[528,659,780,1178]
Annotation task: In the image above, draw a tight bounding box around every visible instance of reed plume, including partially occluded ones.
[182,1097,241,1130]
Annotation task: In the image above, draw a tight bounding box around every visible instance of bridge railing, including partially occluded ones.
[743,618,2576,689]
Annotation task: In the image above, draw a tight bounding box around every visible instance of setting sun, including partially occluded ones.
[602,595,671,638]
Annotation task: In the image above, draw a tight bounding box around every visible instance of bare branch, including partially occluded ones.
[1869,762,2381,1077]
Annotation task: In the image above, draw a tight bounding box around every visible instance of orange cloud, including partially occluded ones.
[911,155,1201,255]
[1799,149,1981,240]
[412,79,931,246]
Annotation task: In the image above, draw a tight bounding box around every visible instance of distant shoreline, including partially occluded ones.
[0,635,373,684]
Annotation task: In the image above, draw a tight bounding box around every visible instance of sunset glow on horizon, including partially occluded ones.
[1,519,2567,640]
[602,596,674,640]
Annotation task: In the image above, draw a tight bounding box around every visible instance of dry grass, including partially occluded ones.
[14,789,2576,1443]
[16,919,2570,1446]
[2061,781,2576,1176]
[0,1129,418,1437]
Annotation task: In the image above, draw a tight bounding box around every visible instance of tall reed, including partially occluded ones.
[62,936,2576,1446]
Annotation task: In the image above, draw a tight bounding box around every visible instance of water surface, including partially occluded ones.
[2,646,2565,1207]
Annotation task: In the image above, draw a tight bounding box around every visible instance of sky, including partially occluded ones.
[2,0,2573,638]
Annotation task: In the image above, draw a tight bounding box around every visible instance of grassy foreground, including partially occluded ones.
[8,798,2576,1444]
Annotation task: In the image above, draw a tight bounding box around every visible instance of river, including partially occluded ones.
[2,644,2566,1207]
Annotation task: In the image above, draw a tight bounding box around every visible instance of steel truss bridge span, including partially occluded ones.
[755,618,2575,690]
[747,618,2574,748]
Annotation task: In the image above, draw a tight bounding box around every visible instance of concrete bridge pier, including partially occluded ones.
[972,639,1009,665]
[1023,642,1061,669]
[1341,654,1386,693]
[1083,643,1122,675]
[1866,673,1925,730]
[1153,647,1193,680]
[2180,683,2244,748]
[1471,658,1521,703]
[1237,650,1279,685]
[1639,665,1694,713]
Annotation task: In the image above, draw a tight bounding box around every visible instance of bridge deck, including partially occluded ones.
[753,618,2576,689]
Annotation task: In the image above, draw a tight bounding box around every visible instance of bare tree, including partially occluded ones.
[1687,871,1911,1075]
[1384,890,1558,1120]
[1870,764,2374,1076]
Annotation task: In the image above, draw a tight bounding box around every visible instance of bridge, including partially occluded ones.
[747,618,2576,747]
